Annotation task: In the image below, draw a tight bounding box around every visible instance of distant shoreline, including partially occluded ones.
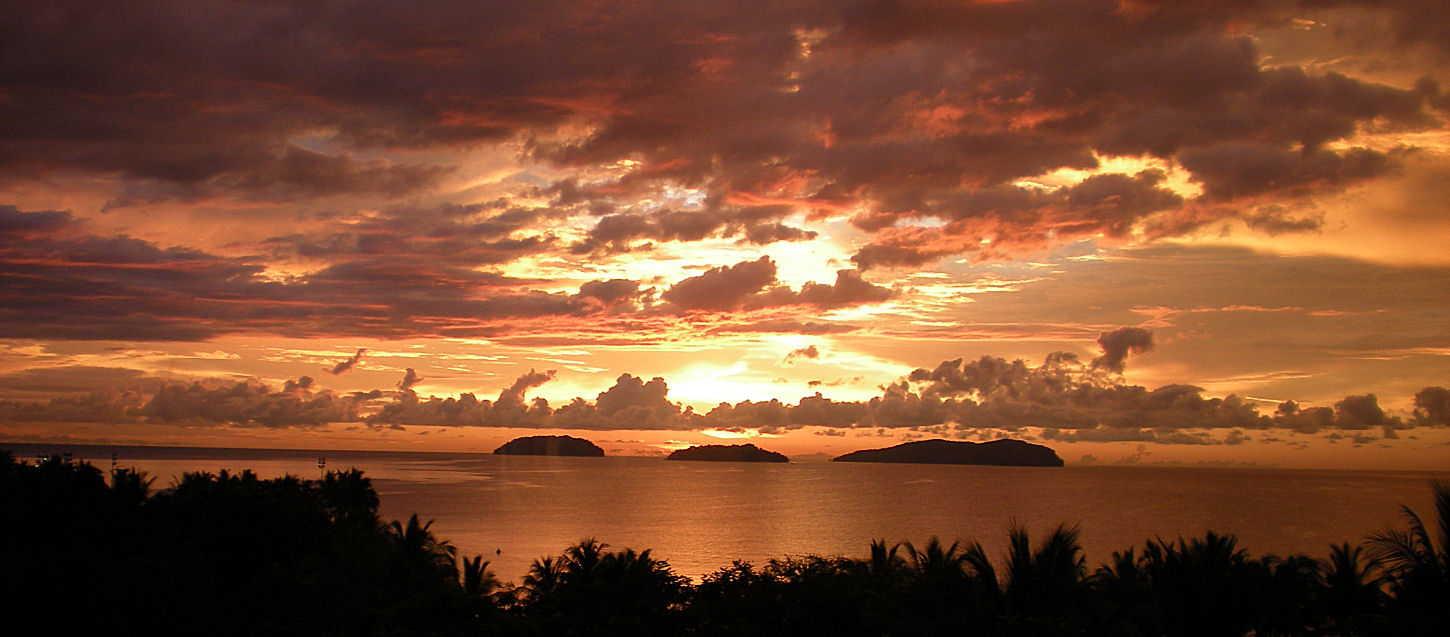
[5,441,1449,477]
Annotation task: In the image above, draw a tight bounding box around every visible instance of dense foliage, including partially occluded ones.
[2,450,1445,636]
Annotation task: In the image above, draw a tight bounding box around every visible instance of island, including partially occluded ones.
[665,443,789,463]
[493,435,604,457]
[832,438,1063,467]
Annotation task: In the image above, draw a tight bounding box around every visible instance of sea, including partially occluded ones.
[8,443,1446,584]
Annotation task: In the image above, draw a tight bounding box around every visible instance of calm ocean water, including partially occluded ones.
[10,443,1446,583]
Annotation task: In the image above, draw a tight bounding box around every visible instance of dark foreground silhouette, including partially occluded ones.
[493,435,604,457]
[3,449,1445,636]
[834,438,1065,466]
[665,443,789,463]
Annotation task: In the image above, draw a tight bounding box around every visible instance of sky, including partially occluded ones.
[1,0,1448,470]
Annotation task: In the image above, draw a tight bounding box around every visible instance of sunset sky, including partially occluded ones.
[2,1,1448,469]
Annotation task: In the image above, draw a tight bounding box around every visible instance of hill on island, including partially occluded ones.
[493,435,604,457]
[666,443,789,463]
[833,438,1063,467]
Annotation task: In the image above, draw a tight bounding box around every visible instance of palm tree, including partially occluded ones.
[864,538,906,596]
[461,554,500,598]
[1002,522,1086,621]
[1140,532,1266,637]
[108,466,154,503]
[867,538,905,578]
[1087,548,1155,635]
[523,555,562,599]
[389,513,457,576]
[319,468,379,526]
[905,536,965,581]
[563,537,606,577]
[1367,479,1450,630]
[1255,554,1322,636]
[1320,542,1387,630]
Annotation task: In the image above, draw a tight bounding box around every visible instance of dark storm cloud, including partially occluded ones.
[569,211,729,255]
[261,201,559,267]
[568,206,820,255]
[0,373,360,428]
[1178,144,1394,201]
[576,278,653,313]
[4,353,1444,437]
[497,369,556,410]
[1092,327,1155,373]
[1240,205,1326,235]
[397,368,423,392]
[662,256,893,313]
[137,378,359,427]
[372,371,697,430]
[3,1,1439,264]
[553,374,694,429]
[0,365,165,399]
[1412,386,1450,426]
[741,222,819,245]
[1331,393,1398,430]
[705,319,860,335]
[0,206,644,340]
[326,349,367,376]
[662,257,779,312]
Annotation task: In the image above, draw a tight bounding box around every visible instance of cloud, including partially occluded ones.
[496,369,556,410]
[1,1,1436,269]
[260,201,559,267]
[1413,386,1450,426]
[1332,393,1401,430]
[283,376,315,393]
[397,368,423,392]
[784,345,820,365]
[1178,144,1394,201]
[4,355,1446,442]
[0,365,166,399]
[1092,327,1155,373]
[327,349,368,375]
[576,279,651,313]
[662,257,778,312]
[0,206,653,340]
[663,257,893,313]
[134,378,358,427]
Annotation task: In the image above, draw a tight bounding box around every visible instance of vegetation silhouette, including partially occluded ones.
[1368,478,1450,632]
[665,443,789,462]
[833,438,1064,466]
[493,435,604,457]
[3,448,1446,636]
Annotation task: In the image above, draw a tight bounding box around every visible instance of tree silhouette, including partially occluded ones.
[1137,532,1266,637]
[108,465,153,503]
[1368,479,1450,632]
[319,467,378,526]
[1321,542,1388,632]
[1002,522,1086,629]
[7,448,1447,636]
[390,512,459,579]
[462,554,501,597]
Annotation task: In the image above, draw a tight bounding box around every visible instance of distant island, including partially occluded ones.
[833,439,1063,467]
[666,443,789,463]
[493,435,604,457]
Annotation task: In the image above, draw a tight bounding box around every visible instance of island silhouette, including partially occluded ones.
[493,435,604,457]
[665,443,789,463]
[832,438,1063,466]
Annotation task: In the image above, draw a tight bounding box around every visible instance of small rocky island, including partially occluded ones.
[493,435,604,457]
[666,443,789,463]
[832,438,1063,467]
